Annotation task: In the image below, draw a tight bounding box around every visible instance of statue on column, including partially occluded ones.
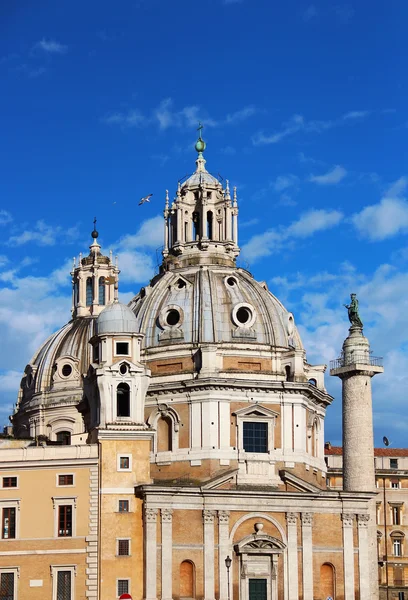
[344,293,363,328]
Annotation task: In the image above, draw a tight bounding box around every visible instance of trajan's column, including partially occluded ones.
[331,294,383,600]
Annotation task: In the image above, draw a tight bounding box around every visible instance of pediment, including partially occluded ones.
[235,534,286,554]
[233,404,279,419]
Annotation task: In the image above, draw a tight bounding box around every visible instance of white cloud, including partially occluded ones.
[287,209,343,237]
[303,5,318,21]
[252,115,305,145]
[102,110,146,128]
[35,38,68,54]
[309,165,347,185]
[225,106,256,124]
[118,215,164,250]
[7,221,80,247]
[273,174,299,192]
[0,256,8,268]
[0,370,22,392]
[352,177,408,241]
[116,251,156,284]
[342,110,370,120]
[241,208,343,261]
[0,210,12,225]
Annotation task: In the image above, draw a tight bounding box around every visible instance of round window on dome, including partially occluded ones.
[227,277,237,287]
[236,307,251,324]
[61,364,72,377]
[166,309,180,326]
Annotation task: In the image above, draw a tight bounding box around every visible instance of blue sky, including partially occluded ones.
[1,0,407,447]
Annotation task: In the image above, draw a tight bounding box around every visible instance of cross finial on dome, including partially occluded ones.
[194,122,207,173]
[92,217,98,239]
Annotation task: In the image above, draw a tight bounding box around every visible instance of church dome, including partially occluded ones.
[97,302,138,335]
[129,266,303,350]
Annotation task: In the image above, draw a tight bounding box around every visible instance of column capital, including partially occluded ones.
[145,508,158,523]
[203,509,216,524]
[286,512,298,525]
[341,513,354,527]
[218,510,230,524]
[357,513,370,528]
[161,508,173,523]
[301,512,313,526]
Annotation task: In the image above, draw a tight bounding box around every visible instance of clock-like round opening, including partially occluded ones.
[236,307,251,325]
[166,309,180,326]
[62,364,72,377]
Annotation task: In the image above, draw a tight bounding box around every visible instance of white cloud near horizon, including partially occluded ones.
[102,98,257,131]
[241,208,343,261]
[309,165,347,185]
[34,38,68,54]
[352,176,408,241]
[7,221,79,247]
[0,210,13,226]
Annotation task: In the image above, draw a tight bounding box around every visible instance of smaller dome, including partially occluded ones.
[97,302,138,335]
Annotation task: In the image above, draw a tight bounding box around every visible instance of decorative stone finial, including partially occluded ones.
[165,189,169,209]
[195,122,206,154]
[344,293,363,329]
[225,179,231,200]
[233,186,238,206]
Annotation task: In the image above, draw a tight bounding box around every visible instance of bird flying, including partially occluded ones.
[139,193,153,206]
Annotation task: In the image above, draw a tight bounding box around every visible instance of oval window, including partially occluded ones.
[227,277,237,287]
[236,307,251,325]
[120,364,128,375]
[62,364,72,377]
[166,309,180,326]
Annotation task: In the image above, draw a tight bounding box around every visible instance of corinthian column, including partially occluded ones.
[218,511,230,600]
[357,514,371,600]
[342,513,355,600]
[301,513,313,600]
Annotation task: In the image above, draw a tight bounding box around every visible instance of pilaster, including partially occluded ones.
[161,509,173,600]
[218,511,230,600]
[301,513,313,600]
[144,508,158,600]
[342,513,355,600]
[286,512,299,600]
[203,509,216,600]
[357,514,371,600]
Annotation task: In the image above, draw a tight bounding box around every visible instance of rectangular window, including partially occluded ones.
[119,500,129,513]
[58,475,74,486]
[391,479,400,489]
[398,593,405,600]
[0,572,15,599]
[2,477,17,489]
[390,458,399,469]
[1,508,16,539]
[119,456,130,470]
[392,506,401,525]
[118,580,129,596]
[118,539,130,556]
[58,505,73,537]
[115,342,129,356]
[393,538,402,557]
[243,421,268,453]
[56,570,72,600]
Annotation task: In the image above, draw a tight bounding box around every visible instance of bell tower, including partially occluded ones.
[162,125,239,270]
[71,220,120,318]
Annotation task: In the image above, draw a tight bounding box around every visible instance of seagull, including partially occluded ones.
[139,193,153,206]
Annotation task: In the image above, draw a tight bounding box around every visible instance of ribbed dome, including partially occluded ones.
[128,266,303,350]
[97,302,138,335]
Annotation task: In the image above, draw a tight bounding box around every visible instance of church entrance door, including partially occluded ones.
[249,579,267,600]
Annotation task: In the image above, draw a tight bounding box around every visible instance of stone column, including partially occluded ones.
[286,512,299,600]
[218,511,230,600]
[145,508,158,600]
[161,509,173,600]
[301,513,313,600]
[232,211,238,245]
[225,206,232,241]
[357,514,371,600]
[164,217,169,254]
[342,513,355,600]
[176,206,182,243]
[203,510,216,600]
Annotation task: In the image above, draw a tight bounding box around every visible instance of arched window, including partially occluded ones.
[74,281,79,305]
[207,211,213,240]
[320,563,335,599]
[117,383,130,418]
[56,431,71,445]
[99,277,106,305]
[86,278,93,306]
[285,365,292,382]
[180,560,195,599]
[157,416,172,452]
[311,419,319,458]
[192,212,200,240]
[308,378,317,386]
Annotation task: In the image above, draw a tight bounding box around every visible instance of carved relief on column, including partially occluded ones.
[161,508,173,523]
[145,508,158,523]
[203,509,216,524]
[341,513,354,527]
[286,512,298,525]
[218,510,230,524]
[301,512,313,526]
[357,514,370,528]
